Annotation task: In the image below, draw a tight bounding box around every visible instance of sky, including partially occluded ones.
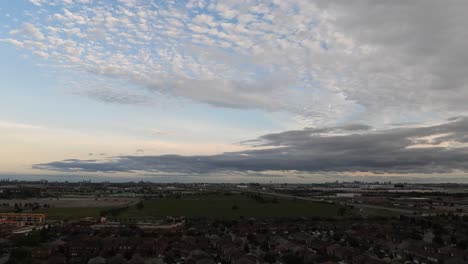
[1,0,468,183]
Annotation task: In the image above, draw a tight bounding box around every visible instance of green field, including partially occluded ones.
[37,194,342,221]
[119,195,339,219]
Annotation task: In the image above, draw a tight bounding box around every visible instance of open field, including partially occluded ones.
[1,196,138,221]
[114,194,341,219]
[31,194,342,221]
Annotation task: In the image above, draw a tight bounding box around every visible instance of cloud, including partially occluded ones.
[33,116,468,175]
[22,23,44,40]
[74,87,154,105]
[29,0,44,6]
[0,121,42,130]
[2,1,468,128]
[33,50,49,59]
[150,129,171,136]
[0,38,23,48]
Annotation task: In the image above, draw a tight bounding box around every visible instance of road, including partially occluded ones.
[241,189,416,215]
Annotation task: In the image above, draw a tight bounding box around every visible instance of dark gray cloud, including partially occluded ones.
[33,117,468,175]
[314,1,468,120]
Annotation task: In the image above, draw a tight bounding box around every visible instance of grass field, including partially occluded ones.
[116,194,340,219]
[37,194,342,221]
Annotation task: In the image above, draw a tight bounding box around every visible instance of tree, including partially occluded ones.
[6,247,32,264]
[338,207,347,216]
[283,253,303,264]
[434,235,444,245]
[457,240,467,250]
[136,201,144,210]
[247,233,257,245]
[164,250,178,264]
[260,240,269,251]
[244,243,250,253]
[264,253,276,263]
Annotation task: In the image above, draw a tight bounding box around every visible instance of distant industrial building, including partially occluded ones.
[0,185,43,198]
[0,213,46,225]
[336,193,360,198]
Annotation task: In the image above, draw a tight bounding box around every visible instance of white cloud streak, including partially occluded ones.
[0,121,42,130]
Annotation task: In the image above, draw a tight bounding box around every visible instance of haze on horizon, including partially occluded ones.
[2,0,468,183]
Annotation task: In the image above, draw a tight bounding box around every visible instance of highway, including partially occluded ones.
[240,189,416,215]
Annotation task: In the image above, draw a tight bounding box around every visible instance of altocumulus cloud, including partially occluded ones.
[33,117,468,175]
[4,0,468,126]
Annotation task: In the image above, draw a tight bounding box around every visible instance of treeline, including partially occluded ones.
[245,193,279,204]
[100,206,129,217]
[99,201,144,217]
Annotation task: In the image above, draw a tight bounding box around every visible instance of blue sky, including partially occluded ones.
[2,0,468,182]
[0,0,297,176]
